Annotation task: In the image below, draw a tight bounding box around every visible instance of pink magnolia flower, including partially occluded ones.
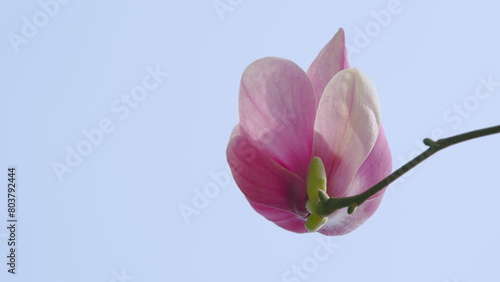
[226,29,392,235]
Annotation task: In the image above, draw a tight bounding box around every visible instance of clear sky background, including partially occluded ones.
[1,1,499,281]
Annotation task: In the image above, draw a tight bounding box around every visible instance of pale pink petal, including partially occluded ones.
[318,126,392,235]
[319,193,384,236]
[238,57,317,180]
[312,68,382,199]
[226,125,308,217]
[342,126,392,197]
[307,28,350,104]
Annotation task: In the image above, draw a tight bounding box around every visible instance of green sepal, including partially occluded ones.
[305,213,328,232]
[305,157,330,232]
[307,157,327,199]
[306,156,327,214]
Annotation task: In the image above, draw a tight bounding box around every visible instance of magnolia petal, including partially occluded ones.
[318,126,392,235]
[342,126,392,197]
[226,126,309,217]
[307,28,350,105]
[319,193,384,236]
[248,200,308,233]
[238,57,317,180]
[312,68,382,198]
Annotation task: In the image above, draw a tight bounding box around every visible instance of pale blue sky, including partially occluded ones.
[1,1,499,281]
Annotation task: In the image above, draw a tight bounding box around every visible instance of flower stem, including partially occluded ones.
[315,125,500,217]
